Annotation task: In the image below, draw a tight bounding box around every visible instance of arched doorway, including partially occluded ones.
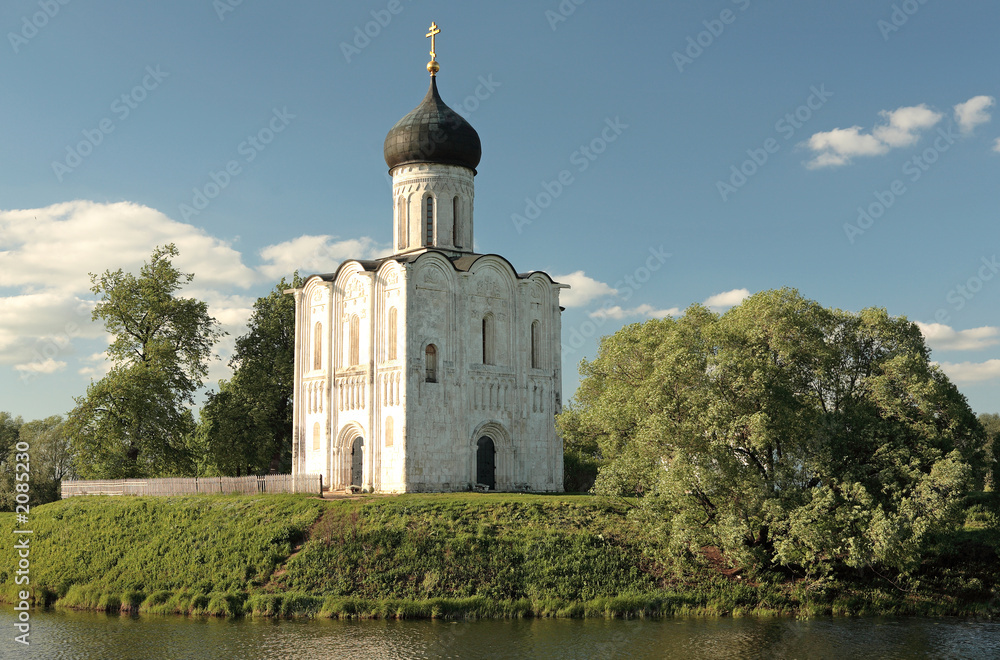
[476,436,496,490]
[351,436,364,488]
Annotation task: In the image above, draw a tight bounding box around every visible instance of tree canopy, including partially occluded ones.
[0,413,22,463]
[559,288,987,574]
[979,412,1000,488]
[67,245,223,478]
[195,274,301,476]
[0,415,73,509]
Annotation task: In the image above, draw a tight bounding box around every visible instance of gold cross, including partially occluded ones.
[426,22,440,61]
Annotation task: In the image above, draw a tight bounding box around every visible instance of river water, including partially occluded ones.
[1,609,997,659]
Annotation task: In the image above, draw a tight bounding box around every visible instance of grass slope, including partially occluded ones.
[2,492,998,619]
[0,495,323,614]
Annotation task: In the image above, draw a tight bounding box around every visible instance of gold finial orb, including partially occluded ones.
[425,21,441,76]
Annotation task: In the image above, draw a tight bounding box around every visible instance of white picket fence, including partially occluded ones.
[60,473,323,498]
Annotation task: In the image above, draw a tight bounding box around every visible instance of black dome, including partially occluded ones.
[383,77,481,172]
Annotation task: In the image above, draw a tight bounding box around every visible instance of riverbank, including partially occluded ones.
[2,492,997,619]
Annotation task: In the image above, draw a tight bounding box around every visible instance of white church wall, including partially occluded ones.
[404,254,463,491]
[292,257,565,494]
[332,264,374,490]
[392,163,474,252]
[462,257,518,490]
[296,278,335,480]
[375,260,408,492]
[393,253,564,493]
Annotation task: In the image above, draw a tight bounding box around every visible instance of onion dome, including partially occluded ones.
[383,76,482,173]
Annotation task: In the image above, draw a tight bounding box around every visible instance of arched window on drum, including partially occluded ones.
[425,344,438,383]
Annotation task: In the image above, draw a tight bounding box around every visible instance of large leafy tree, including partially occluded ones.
[67,245,223,478]
[979,412,1000,489]
[195,274,301,476]
[0,415,74,509]
[560,289,985,574]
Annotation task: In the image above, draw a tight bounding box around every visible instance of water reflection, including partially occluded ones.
[0,609,997,659]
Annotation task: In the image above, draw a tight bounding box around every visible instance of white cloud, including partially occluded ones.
[993,137,1000,153]
[954,95,995,134]
[915,323,1000,352]
[0,292,101,367]
[257,235,387,281]
[935,359,1000,383]
[581,288,750,321]
[590,304,679,320]
[805,127,888,168]
[14,358,66,375]
[0,200,254,293]
[0,200,258,373]
[203,293,256,331]
[552,271,617,308]
[586,289,750,320]
[872,105,943,147]
[704,288,750,312]
[804,104,943,168]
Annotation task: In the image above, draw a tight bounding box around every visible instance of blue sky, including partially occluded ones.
[2,0,998,421]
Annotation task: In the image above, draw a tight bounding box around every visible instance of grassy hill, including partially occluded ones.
[2,492,997,619]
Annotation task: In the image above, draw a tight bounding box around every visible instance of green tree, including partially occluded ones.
[979,412,1000,489]
[0,416,73,509]
[67,245,223,478]
[0,412,25,511]
[0,412,22,461]
[561,289,985,574]
[195,275,301,476]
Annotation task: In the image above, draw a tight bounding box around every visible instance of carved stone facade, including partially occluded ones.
[289,67,566,493]
[291,251,565,493]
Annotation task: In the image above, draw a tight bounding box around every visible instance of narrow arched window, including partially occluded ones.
[312,422,320,451]
[425,344,437,382]
[388,307,398,361]
[531,320,541,369]
[385,416,394,447]
[425,196,434,246]
[349,315,360,366]
[313,322,322,370]
[482,314,495,365]
[397,196,407,250]
[452,196,460,247]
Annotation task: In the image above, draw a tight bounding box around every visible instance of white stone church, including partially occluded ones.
[288,33,566,493]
